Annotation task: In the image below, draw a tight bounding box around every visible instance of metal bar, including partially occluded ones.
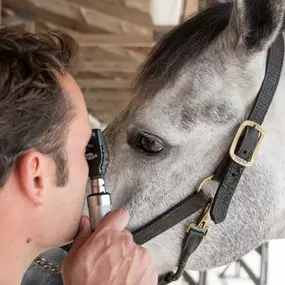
[260,242,269,285]
[183,271,199,285]
[219,242,269,285]
[239,259,259,285]
[256,246,262,255]
[198,271,207,285]
[235,260,241,277]
[219,264,232,278]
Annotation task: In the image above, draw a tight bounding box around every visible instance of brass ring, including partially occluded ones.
[197,175,214,192]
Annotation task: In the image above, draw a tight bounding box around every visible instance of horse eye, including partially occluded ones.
[138,135,164,154]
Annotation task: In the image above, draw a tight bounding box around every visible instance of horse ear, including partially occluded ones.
[228,0,285,52]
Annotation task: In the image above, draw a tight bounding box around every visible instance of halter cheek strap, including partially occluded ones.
[211,32,285,224]
[132,190,209,245]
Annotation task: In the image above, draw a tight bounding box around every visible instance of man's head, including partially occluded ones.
[0,27,92,251]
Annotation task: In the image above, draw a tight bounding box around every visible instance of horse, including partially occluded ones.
[22,0,285,284]
[103,0,285,277]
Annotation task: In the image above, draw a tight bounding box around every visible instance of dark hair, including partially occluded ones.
[134,3,232,97]
[0,27,79,188]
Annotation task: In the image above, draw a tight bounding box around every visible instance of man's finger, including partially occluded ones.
[97,208,129,232]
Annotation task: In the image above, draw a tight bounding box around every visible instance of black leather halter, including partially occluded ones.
[131,32,285,284]
[62,33,284,285]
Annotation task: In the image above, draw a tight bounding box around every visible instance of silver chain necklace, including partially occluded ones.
[33,255,62,274]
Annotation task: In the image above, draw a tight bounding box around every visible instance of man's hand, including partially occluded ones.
[62,209,158,285]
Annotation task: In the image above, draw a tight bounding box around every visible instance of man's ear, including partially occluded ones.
[227,0,285,52]
[16,152,49,206]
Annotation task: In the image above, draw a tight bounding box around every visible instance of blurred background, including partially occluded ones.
[0,0,201,126]
[1,0,285,284]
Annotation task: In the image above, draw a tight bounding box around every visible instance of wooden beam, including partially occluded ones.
[6,0,153,36]
[75,34,154,48]
[65,0,153,36]
[87,102,128,112]
[100,46,146,62]
[127,47,152,56]
[81,61,140,73]
[2,7,15,17]
[85,96,130,124]
[183,0,198,20]
[124,0,150,14]
[4,0,80,23]
[3,0,108,33]
[41,21,155,47]
[84,90,132,102]
[76,78,132,89]
[24,20,35,32]
[1,16,24,27]
[85,91,131,125]
[77,71,135,81]
[80,47,130,62]
[87,109,119,126]
[153,25,175,40]
[199,0,209,11]
[1,8,25,27]
[78,6,126,35]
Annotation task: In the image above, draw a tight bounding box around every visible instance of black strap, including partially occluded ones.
[61,190,209,252]
[61,190,209,254]
[132,190,209,245]
[158,228,205,284]
[211,32,284,224]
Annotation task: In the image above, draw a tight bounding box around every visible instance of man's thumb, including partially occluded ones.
[70,216,92,252]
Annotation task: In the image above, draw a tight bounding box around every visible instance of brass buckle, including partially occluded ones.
[229,120,264,167]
